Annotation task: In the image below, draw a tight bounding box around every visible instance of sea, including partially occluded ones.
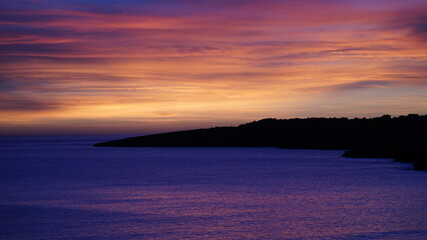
[0,135,426,240]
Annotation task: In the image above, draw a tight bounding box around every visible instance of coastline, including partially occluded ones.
[342,147,427,171]
[94,114,427,170]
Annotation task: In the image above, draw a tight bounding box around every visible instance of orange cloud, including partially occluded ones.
[1,0,427,135]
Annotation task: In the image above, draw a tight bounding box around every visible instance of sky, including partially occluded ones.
[1,0,427,135]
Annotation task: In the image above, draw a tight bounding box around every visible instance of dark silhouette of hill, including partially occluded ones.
[94,114,427,170]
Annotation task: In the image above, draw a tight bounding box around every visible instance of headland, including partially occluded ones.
[94,114,427,170]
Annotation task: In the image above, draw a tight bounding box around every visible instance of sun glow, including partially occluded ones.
[1,0,427,135]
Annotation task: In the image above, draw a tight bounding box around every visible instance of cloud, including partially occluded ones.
[329,80,395,91]
[300,79,427,94]
[383,4,427,41]
[0,95,60,111]
[410,17,427,40]
[1,0,427,134]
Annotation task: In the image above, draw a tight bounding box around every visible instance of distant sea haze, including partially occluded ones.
[1,136,426,239]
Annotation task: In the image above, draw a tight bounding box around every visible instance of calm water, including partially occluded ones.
[0,136,426,240]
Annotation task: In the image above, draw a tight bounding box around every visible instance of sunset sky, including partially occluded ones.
[1,0,427,135]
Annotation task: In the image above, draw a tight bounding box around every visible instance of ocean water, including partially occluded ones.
[0,136,426,240]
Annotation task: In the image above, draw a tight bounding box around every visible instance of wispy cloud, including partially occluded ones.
[0,95,61,111]
[1,0,427,134]
[327,80,395,91]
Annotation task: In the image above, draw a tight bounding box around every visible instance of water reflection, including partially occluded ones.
[1,137,426,239]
